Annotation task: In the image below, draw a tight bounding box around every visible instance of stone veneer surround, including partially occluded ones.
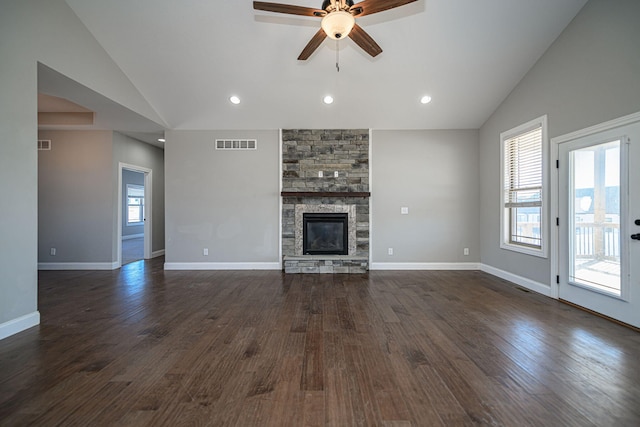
[282,129,369,273]
[294,204,357,256]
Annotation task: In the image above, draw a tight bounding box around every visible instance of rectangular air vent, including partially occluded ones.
[215,139,257,150]
[38,139,51,150]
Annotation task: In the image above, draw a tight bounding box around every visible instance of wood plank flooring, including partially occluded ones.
[1,258,640,426]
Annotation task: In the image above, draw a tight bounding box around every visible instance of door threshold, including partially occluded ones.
[559,299,640,333]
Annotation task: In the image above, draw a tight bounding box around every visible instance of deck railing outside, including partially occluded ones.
[575,223,619,260]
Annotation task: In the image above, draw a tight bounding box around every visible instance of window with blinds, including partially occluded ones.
[126,184,144,226]
[500,116,548,257]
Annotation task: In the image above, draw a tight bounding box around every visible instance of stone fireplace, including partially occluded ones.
[282,129,369,273]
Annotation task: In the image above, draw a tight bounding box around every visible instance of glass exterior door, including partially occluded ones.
[557,118,639,328]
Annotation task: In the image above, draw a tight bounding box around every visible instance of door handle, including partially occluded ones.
[636,219,640,226]
[632,234,640,240]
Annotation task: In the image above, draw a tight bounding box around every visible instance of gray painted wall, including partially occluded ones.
[112,132,165,256]
[372,130,480,263]
[478,0,640,285]
[38,130,114,263]
[0,11,39,327]
[0,0,164,332]
[165,129,481,266]
[165,130,280,264]
[37,130,165,265]
[122,169,145,237]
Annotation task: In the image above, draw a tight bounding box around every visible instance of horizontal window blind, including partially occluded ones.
[504,126,542,209]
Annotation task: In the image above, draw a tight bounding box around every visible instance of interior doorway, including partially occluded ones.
[118,163,152,267]
[122,169,145,264]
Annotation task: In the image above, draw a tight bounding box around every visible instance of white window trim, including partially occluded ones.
[500,115,548,258]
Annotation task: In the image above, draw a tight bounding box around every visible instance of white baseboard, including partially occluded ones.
[38,262,119,270]
[164,262,281,271]
[480,263,551,297]
[151,249,165,258]
[122,233,144,240]
[370,262,481,270]
[0,311,40,341]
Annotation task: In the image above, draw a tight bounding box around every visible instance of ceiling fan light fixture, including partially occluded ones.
[321,10,355,40]
[323,95,334,104]
[420,95,432,104]
[229,95,241,105]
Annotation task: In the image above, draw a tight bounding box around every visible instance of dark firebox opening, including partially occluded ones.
[303,213,348,255]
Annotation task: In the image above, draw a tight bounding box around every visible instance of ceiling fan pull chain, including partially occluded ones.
[336,40,340,72]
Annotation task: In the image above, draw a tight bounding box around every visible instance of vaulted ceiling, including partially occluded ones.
[56,0,587,135]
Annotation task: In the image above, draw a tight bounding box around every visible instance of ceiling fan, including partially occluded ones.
[254,0,418,60]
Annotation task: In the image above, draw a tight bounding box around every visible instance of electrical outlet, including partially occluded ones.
[318,171,323,178]
[464,248,469,256]
[50,247,56,256]
[388,248,393,255]
[203,248,208,256]
[334,171,339,177]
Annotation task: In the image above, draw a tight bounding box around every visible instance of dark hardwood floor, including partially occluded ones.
[1,258,639,426]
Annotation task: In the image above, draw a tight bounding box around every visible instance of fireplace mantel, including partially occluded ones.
[281,191,370,198]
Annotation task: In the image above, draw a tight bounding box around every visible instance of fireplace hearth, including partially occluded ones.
[303,213,348,255]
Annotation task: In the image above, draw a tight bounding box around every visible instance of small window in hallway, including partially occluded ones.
[126,184,144,225]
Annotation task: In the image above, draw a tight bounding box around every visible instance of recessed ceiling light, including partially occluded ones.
[157,138,165,142]
[323,95,334,105]
[229,95,241,105]
[420,95,432,104]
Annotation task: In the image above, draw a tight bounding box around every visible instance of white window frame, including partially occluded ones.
[500,115,548,258]
[126,184,144,226]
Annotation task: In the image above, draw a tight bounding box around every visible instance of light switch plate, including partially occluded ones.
[401,207,409,214]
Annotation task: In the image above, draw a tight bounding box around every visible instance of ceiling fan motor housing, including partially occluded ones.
[321,0,354,12]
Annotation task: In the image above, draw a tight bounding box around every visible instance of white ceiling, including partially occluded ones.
[60,0,587,133]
